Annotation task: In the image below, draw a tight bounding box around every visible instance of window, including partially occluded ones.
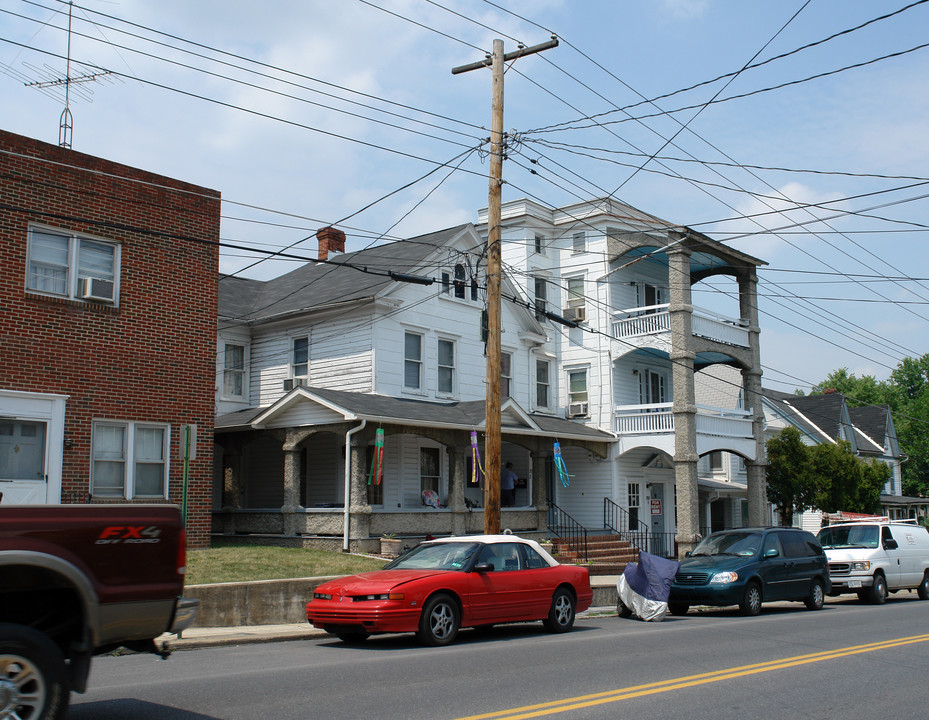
[534,277,548,320]
[454,264,466,299]
[470,277,479,302]
[291,337,309,379]
[92,421,169,498]
[709,451,723,472]
[566,276,585,309]
[639,368,667,405]
[0,421,46,481]
[441,272,451,295]
[501,352,512,399]
[628,482,641,527]
[534,234,546,256]
[27,227,118,302]
[572,231,586,254]
[536,359,550,408]
[420,447,440,503]
[404,332,423,390]
[568,369,588,405]
[223,343,247,399]
[438,339,455,394]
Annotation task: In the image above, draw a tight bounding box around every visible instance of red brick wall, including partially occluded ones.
[0,129,219,547]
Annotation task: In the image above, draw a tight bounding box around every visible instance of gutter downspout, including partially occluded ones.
[343,419,367,552]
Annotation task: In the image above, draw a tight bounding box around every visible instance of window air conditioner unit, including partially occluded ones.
[78,276,115,302]
[567,402,589,418]
[283,377,308,391]
[561,306,586,323]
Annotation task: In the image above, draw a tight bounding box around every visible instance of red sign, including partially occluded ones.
[650,499,662,515]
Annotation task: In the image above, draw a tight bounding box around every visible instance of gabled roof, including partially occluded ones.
[218,385,615,444]
[219,224,474,323]
[847,405,892,456]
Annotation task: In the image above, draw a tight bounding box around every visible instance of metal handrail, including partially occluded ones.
[547,501,588,562]
[603,498,677,558]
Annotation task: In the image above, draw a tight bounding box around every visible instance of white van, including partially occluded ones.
[817,521,929,604]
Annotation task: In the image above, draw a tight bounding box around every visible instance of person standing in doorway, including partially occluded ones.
[501,462,517,507]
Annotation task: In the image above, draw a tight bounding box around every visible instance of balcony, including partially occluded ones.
[611,304,750,350]
[613,403,757,458]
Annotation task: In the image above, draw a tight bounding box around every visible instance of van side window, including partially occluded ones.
[882,526,894,548]
[763,533,782,557]
[782,531,817,557]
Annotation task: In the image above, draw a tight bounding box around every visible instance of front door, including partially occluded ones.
[0,420,49,504]
[649,483,665,556]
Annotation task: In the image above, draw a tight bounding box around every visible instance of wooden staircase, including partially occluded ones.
[551,534,640,575]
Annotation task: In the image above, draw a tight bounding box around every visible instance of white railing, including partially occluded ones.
[613,403,753,439]
[695,404,753,438]
[612,304,670,339]
[611,304,749,348]
[692,308,750,348]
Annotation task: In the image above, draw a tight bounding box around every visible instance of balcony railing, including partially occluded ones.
[611,304,749,348]
[614,403,753,438]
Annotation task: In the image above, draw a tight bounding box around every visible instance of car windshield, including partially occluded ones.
[384,541,480,571]
[691,532,763,557]
[817,525,879,549]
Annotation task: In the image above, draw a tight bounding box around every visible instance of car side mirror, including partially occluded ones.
[883,538,898,550]
[474,562,494,572]
[684,551,692,558]
[764,548,780,559]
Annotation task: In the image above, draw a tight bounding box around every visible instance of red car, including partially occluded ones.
[305,535,593,646]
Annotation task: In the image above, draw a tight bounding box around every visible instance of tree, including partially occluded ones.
[810,440,887,515]
[812,368,891,407]
[765,427,819,526]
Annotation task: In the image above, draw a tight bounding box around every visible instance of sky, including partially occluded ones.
[2,0,929,394]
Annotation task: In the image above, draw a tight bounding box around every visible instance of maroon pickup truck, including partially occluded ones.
[0,504,198,720]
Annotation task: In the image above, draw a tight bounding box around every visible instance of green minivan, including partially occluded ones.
[668,527,831,616]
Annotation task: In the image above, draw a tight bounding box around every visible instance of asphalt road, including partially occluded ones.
[70,594,929,720]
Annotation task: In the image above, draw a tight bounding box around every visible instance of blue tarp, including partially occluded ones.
[617,551,680,621]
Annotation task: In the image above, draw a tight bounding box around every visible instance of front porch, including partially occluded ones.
[613,403,756,458]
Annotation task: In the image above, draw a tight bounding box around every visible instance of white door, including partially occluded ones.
[0,420,49,504]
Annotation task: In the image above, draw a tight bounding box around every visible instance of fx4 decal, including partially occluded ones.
[96,525,163,544]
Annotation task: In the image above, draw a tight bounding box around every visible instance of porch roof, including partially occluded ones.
[699,477,746,495]
[216,386,616,445]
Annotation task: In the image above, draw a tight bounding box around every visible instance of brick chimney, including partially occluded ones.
[317,226,346,261]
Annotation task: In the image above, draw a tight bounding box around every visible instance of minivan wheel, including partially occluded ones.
[739,582,762,616]
[869,573,887,605]
[805,579,825,611]
[917,572,929,601]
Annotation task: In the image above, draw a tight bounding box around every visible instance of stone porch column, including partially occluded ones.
[281,431,305,536]
[348,432,371,541]
[740,270,767,526]
[448,445,467,535]
[531,448,549,531]
[668,241,700,557]
[221,449,243,535]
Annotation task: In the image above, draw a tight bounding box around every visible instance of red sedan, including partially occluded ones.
[305,535,592,646]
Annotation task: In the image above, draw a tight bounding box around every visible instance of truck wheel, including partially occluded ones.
[917,572,929,601]
[869,574,887,605]
[0,623,70,720]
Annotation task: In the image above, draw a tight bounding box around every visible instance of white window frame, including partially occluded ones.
[222,341,249,400]
[533,276,548,320]
[91,420,170,499]
[534,233,546,256]
[26,225,120,304]
[535,358,551,409]
[437,337,456,396]
[403,331,424,392]
[572,231,586,254]
[291,336,309,379]
[501,351,513,400]
[565,275,586,309]
[567,368,588,405]
[638,367,668,405]
[628,482,641,526]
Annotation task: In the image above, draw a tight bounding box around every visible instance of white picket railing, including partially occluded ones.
[611,304,749,348]
[614,403,753,438]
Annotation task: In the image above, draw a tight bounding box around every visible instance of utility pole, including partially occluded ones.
[453,36,558,535]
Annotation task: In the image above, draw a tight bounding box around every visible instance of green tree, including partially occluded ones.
[810,440,887,515]
[812,368,891,407]
[889,356,929,497]
[765,427,818,526]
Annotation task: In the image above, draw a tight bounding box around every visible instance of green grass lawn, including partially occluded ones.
[185,545,388,585]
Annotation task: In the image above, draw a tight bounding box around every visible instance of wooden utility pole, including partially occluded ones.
[453,37,558,535]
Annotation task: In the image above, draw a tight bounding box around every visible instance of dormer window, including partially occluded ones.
[454,264,466,299]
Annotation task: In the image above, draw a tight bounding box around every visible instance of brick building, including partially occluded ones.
[0,129,219,546]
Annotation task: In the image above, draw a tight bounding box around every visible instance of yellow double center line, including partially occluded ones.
[454,633,929,720]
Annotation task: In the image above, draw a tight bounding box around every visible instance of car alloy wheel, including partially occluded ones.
[805,579,825,611]
[417,593,460,647]
[740,582,762,616]
[543,588,576,633]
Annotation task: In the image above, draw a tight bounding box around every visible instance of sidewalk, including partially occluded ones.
[158,605,620,651]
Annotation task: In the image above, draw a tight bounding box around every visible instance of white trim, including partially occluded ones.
[0,389,68,504]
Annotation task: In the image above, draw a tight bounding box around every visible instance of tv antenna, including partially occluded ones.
[2,1,116,148]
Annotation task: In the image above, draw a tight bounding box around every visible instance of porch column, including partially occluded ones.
[281,431,305,536]
[448,446,467,535]
[740,269,767,526]
[348,433,372,541]
[221,449,243,535]
[531,449,548,530]
[668,241,700,557]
